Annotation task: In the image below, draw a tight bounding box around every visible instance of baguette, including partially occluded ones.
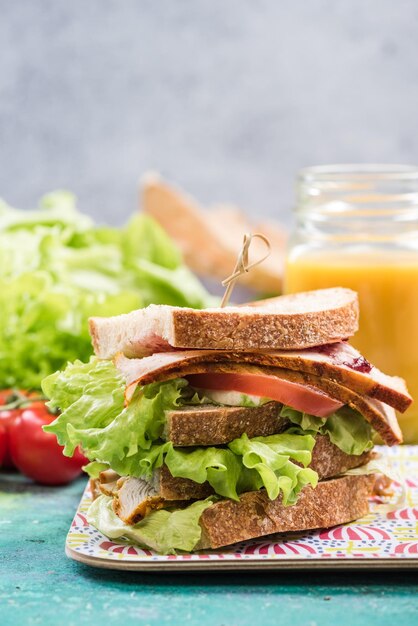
[140,172,286,294]
[198,474,376,549]
[89,287,359,356]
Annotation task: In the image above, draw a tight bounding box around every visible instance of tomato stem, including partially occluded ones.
[0,390,49,411]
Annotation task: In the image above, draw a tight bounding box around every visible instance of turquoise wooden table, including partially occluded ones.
[1,472,417,626]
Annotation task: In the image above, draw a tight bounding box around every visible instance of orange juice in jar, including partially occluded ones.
[284,165,418,443]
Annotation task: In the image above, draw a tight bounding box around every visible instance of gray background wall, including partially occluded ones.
[1,0,417,225]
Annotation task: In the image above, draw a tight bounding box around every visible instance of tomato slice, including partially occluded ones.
[187,373,343,418]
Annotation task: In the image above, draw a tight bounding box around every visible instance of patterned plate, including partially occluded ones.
[66,445,418,570]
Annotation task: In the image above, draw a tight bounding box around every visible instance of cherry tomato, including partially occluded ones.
[0,390,22,469]
[0,423,7,467]
[9,404,87,485]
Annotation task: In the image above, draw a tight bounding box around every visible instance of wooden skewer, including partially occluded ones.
[220,233,271,308]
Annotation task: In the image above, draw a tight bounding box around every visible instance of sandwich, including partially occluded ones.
[42,287,411,553]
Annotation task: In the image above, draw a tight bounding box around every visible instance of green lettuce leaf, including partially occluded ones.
[164,445,243,499]
[104,433,318,503]
[281,405,374,455]
[324,407,375,455]
[42,358,127,453]
[0,192,213,390]
[43,357,187,462]
[238,395,271,407]
[87,495,215,554]
[82,461,110,479]
[280,406,327,432]
[230,433,317,503]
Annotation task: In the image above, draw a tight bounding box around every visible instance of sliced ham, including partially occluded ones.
[115,342,412,412]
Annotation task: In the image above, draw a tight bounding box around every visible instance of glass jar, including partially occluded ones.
[284,164,418,443]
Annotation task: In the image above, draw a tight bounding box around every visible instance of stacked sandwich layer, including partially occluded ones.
[43,288,411,553]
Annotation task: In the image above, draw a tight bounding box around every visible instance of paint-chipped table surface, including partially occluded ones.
[1,472,417,626]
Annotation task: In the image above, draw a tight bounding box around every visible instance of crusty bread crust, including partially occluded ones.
[89,287,359,356]
[170,289,358,351]
[309,435,372,478]
[156,435,372,501]
[198,474,376,549]
[165,402,288,446]
[158,465,213,501]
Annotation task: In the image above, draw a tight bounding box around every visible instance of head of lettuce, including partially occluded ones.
[0,191,213,390]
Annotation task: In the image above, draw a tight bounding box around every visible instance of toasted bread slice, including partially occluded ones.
[89,287,359,356]
[165,402,288,446]
[198,474,376,549]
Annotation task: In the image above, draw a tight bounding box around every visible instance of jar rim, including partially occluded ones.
[298,164,418,183]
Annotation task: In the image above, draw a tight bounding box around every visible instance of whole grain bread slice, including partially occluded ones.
[198,473,376,549]
[165,402,288,446]
[89,287,359,357]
